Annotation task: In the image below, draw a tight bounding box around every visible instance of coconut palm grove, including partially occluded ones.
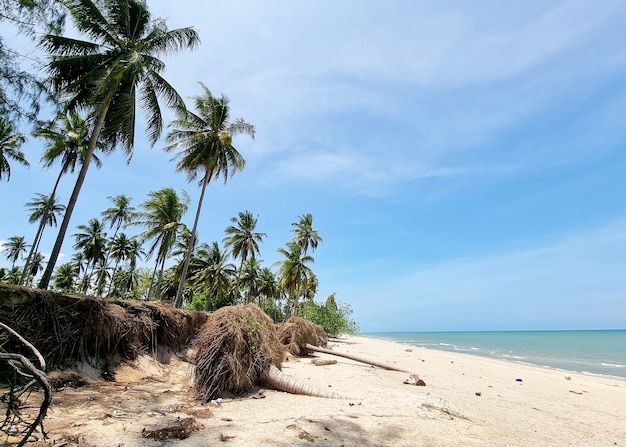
[0,0,357,334]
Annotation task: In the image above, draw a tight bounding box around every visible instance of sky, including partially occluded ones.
[1,0,626,332]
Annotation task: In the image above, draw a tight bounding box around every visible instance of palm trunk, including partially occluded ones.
[305,344,409,373]
[262,364,344,399]
[175,170,211,308]
[38,107,109,289]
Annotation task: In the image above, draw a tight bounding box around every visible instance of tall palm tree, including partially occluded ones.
[72,217,107,293]
[274,241,315,318]
[0,117,28,181]
[164,83,254,307]
[98,195,135,294]
[223,210,266,302]
[134,187,189,300]
[35,111,105,197]
[291,213,323,255]
[2,236,28,268]
[37,0,200,289]
[188,241,236,311]
[20,193,66,284]
[106,232,134,295]
[26,252,45,286]
[239,257,263,304]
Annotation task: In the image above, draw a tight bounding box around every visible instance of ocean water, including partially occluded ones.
[366,330,626,379]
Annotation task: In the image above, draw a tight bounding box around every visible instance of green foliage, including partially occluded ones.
[301,293,359,336]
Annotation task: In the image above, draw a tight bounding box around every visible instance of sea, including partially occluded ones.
[365,330,626,380]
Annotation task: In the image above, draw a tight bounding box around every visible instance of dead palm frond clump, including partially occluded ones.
[276,317,328,356]
[192,304,285,402]
[0,283,207,370]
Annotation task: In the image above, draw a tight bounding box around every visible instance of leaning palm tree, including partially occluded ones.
[0,117,28,181]
[164,83,254,307]
[274,241,315,318]
[37,0,200,289]
[291,213,323,255]
[20,193,66,285]
[35,110,105,197]
[133,187,190,300]
[2,236,29,269]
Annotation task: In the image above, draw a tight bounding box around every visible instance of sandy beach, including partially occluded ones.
[8,334,626,446]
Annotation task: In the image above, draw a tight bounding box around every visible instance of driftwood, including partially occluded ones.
[305,343,410,373]
[0,322,52,447]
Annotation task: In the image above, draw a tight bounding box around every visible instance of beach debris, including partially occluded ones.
[220,433,235,441]
[568,390,585,395]
[141,417,203,440]
[475,392,482,396]
[193,305,343,401]
[305,343,411,373]
[515,378,523,383]
[311,359,337,366]
[405,348,413,352]
[403,374,426,386]
[565,376,572,380]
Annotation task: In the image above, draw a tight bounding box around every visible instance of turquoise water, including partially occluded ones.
[366,330,626,379]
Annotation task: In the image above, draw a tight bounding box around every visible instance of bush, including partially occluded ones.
[300,293,359,336]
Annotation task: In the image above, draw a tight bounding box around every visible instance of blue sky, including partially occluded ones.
[2,0,626,332]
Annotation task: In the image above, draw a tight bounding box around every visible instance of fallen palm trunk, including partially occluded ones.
[262,364,343,399]
[193,305,343,401]
[305,343,410,373]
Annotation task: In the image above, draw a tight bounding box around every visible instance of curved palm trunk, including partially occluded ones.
[305,344,409,373]
[175,171,210,308]
[262,364,344,399]
[39,107,109,289]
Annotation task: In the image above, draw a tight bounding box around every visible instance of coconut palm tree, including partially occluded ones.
[2,236,28,269]
[72,218,107,293]
[52,262,79,292]
[188,241,236,311]
[37,0,200,289]
[134,187,189,300]
[26,252,45,285]
[164,83,254,307]
[274,241,314,318]
[20,193,66,285]
[291,213,323,255]
[35,111,105,196]
[106,232,135,295]
[98,195,135,294]
[0,117,28,181]
[239,257,263,304]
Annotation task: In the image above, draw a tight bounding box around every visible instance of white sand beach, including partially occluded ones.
[9,334,626,446]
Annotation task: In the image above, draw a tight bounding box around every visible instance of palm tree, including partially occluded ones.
[164,83,254,307]
[274,241,315,318]
[291,213,323,255]
[72,218,107,293]
[2,236,28,268]
[0,117,28,181]
[37,0,200,289]
[98,195,135,295]
[134,187,189,300]
[187,241,236,310]
[239,257,263,304]
[52,262,79,292]
[35,111,105,197]
[26,252,45,285]
[20,193,66,284]
[106,232,134,295]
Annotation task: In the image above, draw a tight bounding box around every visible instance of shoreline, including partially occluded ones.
[363,330,626,380]
[31,332,626,446]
